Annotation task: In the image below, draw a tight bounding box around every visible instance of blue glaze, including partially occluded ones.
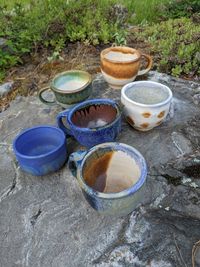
[57,98,122,148]
[13,125,67,176]
[68,150,87,177]
[68,142,147,216]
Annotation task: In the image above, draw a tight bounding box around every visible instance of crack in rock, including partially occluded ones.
[6,176,17,196]
[0,176,17,202]
[0,162,21,202]
[150,151,200,188]
[30,209,42,226]
[182,164,200,179]
[92,215,131,265]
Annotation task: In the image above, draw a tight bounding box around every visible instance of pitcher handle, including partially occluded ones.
[57,109,73,136]
[38,87,56,106]
[68,150,87,177]
[137,54,153,76]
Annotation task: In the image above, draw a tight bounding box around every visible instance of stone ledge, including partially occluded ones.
[0,71,200,267]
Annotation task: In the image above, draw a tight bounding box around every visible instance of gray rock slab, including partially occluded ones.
[0,71,200,267]
[0,81,14,97]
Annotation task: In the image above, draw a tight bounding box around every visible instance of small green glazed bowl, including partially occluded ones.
[38,70,92,108]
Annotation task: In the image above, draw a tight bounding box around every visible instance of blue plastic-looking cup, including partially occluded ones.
[13,125,67,176]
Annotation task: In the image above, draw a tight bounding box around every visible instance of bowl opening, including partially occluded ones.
[82,146,142,193]
[124,81,172,106]
[53,71,91,93]
[14,127,64,157]
[71,103,117,129]
[102,47,140,63]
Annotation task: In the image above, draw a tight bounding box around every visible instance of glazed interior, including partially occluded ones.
[102,47,140,63]
[124,82,170,105]
[71,103,117,129]
[82,148,141,193]
[14,127,63,157]
[53,71,90,92]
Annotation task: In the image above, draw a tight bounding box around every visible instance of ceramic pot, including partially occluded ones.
[68,142,147,216]
[100,46,152,89]
[38,70,92,108]
[57,98,122,148]
[13,125,67,176]
[121,81,173,131]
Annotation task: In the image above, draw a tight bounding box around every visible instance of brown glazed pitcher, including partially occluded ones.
[100,46,152,89]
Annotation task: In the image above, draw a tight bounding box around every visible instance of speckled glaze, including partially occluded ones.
[68,142,147,216]
[38,70,92,108]
[13,126,67,176]
[121,81,173,131]
[100,46,152,89]
[57,99,122,148]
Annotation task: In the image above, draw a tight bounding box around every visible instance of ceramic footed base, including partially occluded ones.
[108,84,123,90]
[101,70,136,90]
[133,126,154,132]
[127,121,163,132]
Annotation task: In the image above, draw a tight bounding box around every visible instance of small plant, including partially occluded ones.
[47,51,64,63]
[113,31,127,46]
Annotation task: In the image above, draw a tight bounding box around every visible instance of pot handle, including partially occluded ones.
[68,150,87,177]
[57,109,73,136]
[137,54,153,76]
[38,87,56,106]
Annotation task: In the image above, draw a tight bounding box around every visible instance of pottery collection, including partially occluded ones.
[13,46,173,216]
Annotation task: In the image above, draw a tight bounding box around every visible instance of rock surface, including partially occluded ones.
[0,81,14,97]
[0,71,200,267]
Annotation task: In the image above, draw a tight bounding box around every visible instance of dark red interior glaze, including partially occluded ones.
[71,104,117,128]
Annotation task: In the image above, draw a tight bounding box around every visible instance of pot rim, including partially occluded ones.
[51,70,92,94]
[121,81,173,108]
[13,125,66,159]
[77,142,147,199]
[67,98,121,132]
[100,46,141,64]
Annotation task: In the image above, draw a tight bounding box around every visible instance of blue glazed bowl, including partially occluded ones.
[57,98,122,148]
[68,142,147,216]
[13,125,67,176]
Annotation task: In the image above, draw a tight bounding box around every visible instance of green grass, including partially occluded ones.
[0,0,171,23]
[125,0,170,23]
[0,0,29,9]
